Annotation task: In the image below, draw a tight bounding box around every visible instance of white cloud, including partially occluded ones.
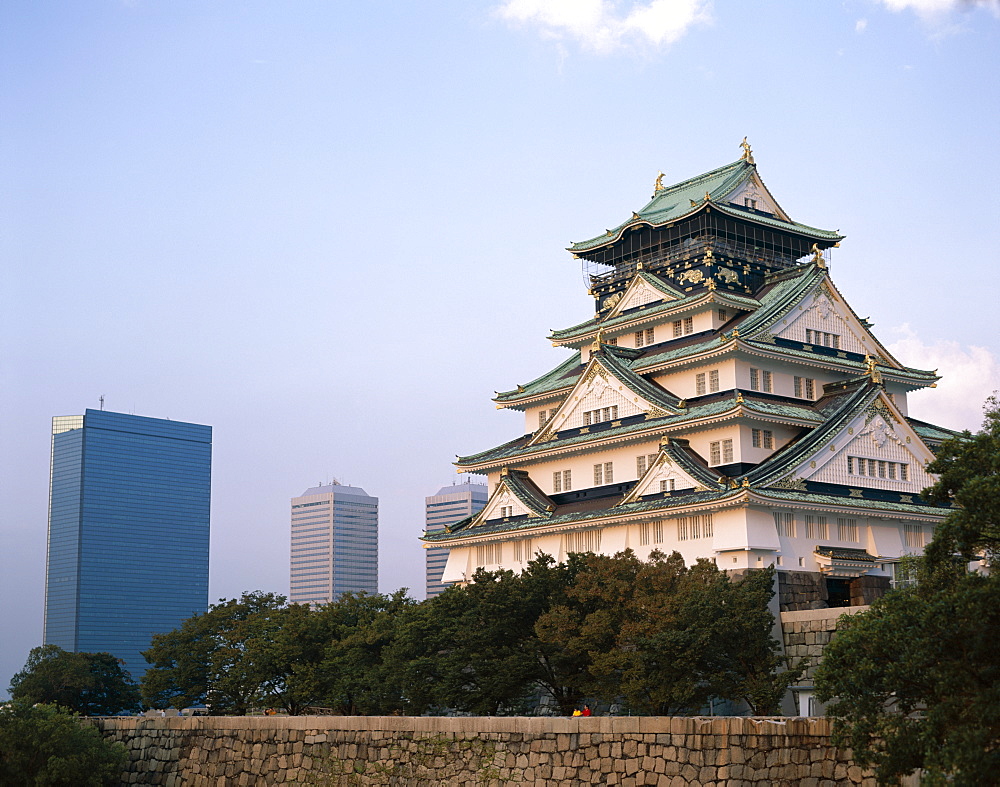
[856,17,869,32]
[874,0,1000,25]
[886,324,1000,432]
[494,0,712,53]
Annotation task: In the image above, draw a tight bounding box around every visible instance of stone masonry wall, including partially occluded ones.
[93,715,875,786]
[781,606,868,684]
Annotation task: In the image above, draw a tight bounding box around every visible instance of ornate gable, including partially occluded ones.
[726,172,788,220]
[604,272,683,318]
[467,468,552,528]
[788,394,936,493]
[529,352,679,445]
[772,281,872,355]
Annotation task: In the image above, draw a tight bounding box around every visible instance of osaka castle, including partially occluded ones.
[425,141,957,610]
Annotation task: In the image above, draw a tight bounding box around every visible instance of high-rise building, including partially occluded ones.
[424,482,488,598]
[43,409,211,680]
[290,482,378,605]
[425,141,958,612]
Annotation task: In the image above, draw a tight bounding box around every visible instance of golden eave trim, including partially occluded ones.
[745,490,948,522]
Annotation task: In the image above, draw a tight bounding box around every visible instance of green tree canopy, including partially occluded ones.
[0,701,128,786]
[816,397,1000,785]
[9,645,141,716]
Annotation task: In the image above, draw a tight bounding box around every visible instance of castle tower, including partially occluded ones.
[425,142,956,611]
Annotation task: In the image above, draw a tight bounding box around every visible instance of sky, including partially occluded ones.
[2,0,999,694]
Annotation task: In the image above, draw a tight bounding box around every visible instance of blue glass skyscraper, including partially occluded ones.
[43,409,211,680]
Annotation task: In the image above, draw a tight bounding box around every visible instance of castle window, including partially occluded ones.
[583,405,618,425]
[499,505,513,518]
[684,317,694,334]
[794,377,815,399]
[653,520,664,543]
[805,515,828,540]
[593,462,613,486]
[805,329,841,348]
[709,370,720,392]
[673,319,683,337]
[639,522,650,546]
[752,429,774,449]
[837,517,859,542]
[565,529,602,554]
[773,511,795,537]
[698,369,720,395]
[718,309,729,322]
[903,524,925,548]
[513,538,533,562]
[749,368,771,392]
[538,408,558,429]
[659,478,675,492]
[476,543,502,567]
[677,514,712,541]
[744,197,757,209]
[553,470,572,493]
[900,464,909,481]
[696,373,706,396]
[636,453,657,476]
[709,439,733,466]
[634,328,654,347]
[606,337,618,346]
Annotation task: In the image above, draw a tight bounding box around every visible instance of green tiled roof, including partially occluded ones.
[570,159,841,254]
[457,393,821,469]
[549,286,761,343]
[906,418,962,444]
[423,487,739,543]
[751,487,949,518]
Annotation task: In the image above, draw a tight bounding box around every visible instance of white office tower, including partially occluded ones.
[290,481,378,605]
[424,482,488,599]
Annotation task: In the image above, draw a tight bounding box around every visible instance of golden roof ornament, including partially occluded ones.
[517,385,524,393]
[704,191,711,202]
[659,435,671,447]
[811,243,826,269]
[654,171,665,193]
[706,278,717,290]
[736,392,744,404]
[741,477,751,488]
[740,136,755,165]
[864,354,883,384]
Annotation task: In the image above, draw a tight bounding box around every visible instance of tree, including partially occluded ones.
[815,397,1000,785]
[9,645,141,716]
[141,591,290,713]
[0,701,128,786]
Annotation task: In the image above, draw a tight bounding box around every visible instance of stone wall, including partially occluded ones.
[94,715,875,786]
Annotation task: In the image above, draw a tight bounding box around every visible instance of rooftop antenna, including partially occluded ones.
[99,395,105,411]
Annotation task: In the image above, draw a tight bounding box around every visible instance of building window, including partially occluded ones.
[744,197,757,209]
[749,368,771,392]
[684,317,693,334]
[538,408,558,429]
[594,462,613,486]
[653,520,664,543]
[636,453,657,476]
[499,505,513,518]
[639,523,650,546]
[553,470,572,493]
[773,511,795,537]
[696,373,706,396]
[673,319,683,337]
[752,429,774,449]
[659,478,675,493]
[849,456,910,482]
[634,328,654,347]
[794,376,815,398]
[606,336,618,346]
[709,439,733,466]
[718,309,729,322]
[805,515,828,539]
[837,517,859,542]
[565,529,602,554]
[709,370,720,393]
[677,514,712,541]
[805,329,841,348]
[903,524,925,549]
[476,543,502,567]
[583,405,619,426]
[513,538,533,562]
